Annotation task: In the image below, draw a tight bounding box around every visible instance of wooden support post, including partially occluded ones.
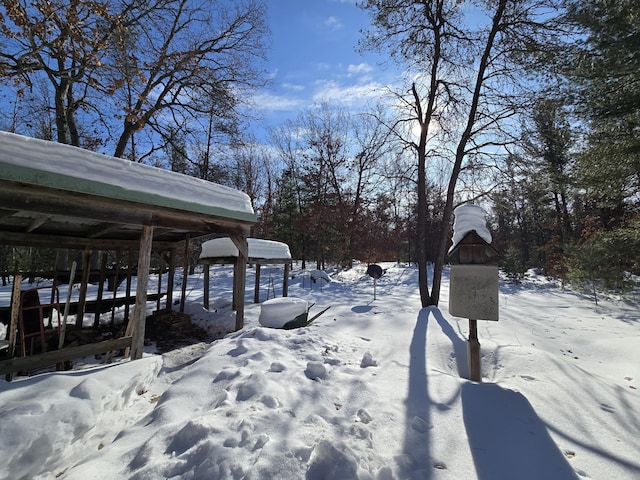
[124,249,134,321]
[75,247,92,328]
[156,252,163,311]
[94,252,108,328]
[58,261,77,351]
[166,249,175,309]
[468,319,481,382]
[283,263,290,297]
[49,251,60,327]
[254,263,261,303]
[111,249,121,325]
[203,263,210,310]
[127,226,153,360]
[180,235,190,313]
[231,236,248,331]
[5,273,21,381]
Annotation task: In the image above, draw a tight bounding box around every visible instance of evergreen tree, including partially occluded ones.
[559,0,640,220]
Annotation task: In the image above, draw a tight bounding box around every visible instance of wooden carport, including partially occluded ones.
[198,237,292,307]
[0,132,256,375]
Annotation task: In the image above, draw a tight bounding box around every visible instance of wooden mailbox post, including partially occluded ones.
[448,207,500,382]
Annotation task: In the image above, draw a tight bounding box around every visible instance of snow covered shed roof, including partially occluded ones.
[0,132,256,249]
[200,237,291,262]
[448,204,499,265]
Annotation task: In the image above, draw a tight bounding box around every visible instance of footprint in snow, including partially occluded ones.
[360,352,378,368]
[305,361,327,380]
[270,362,287,372]
[355,408,372,424]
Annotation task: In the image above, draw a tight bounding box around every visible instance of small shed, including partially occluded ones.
[0,131,256,375]
[199,237,292,305]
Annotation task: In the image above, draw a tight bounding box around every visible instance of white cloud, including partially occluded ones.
[250,92,305,112]
[347,63,374,76]
[281,82,305,92]
[311,79,387,107]
[324,16,343,31]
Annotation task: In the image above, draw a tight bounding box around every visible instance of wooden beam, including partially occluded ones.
[0,183,254,236]
[124,249,134,321]
[26,215,49,233]
[128,226,153,360]
[156,252,163,311]
[4,273,21,381]
[180,235,190,313]
[75,247,92,328]
[94,252,108,328]
[166,249,175,310]
[203,263,210,310]
[254,263,261,303]
[283,263,290,297]
[230,236,248,330]
[0,230,176,251]
[87,222,122,238]
[0,336,133,376]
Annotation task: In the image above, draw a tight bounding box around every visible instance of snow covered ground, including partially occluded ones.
[0,262,639,480]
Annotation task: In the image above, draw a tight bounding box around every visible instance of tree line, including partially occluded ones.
[1,0,638,303]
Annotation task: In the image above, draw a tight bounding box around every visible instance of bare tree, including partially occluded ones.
[0,0,137,145]
[358,0,555,306]
[109,0,269,160]
[0,0,268,160]
[269,102,389,267]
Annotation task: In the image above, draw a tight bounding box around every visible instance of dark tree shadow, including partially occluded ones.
[401,307,434,479]
[431,307,469,379]
[462,382,579,480]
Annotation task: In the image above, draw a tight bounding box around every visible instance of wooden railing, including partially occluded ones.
[0,336,132,378]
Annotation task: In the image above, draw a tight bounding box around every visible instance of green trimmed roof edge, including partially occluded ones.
[1,162,257,224]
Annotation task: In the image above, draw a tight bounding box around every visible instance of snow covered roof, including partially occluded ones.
[0,132,255,221]
[200,237,291,261]
[0,131,256,248]
[449,204,492,253]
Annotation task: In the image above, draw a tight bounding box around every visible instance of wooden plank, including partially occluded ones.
[75,247,92,328]
[230,236,248,330]
[165,249,175,310]
[0,336,133,376]
[254,263,261,303]
[58,261,77,350]
[0,230,177,251]
[125,249,134,321]
[203,263,210,309]
[180,235,190,313]
[4,273,21,381]
[94,252,108,328]
[283,263,290,297]
[128,225,153,360]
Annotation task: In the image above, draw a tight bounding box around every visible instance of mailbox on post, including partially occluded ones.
[447,204,499,382]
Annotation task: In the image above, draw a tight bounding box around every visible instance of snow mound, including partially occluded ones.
[310,269,331,283]
[449,204,492,252]
[200,237,291,260]
[258,297,308,328]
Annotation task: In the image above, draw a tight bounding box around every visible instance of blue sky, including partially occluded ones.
[251,0,400,136]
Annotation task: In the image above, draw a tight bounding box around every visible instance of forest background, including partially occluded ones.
[0,0,638,306]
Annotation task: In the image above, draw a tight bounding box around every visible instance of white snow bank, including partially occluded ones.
[1,264,639,479]
[310,270,331,283]
[449,204,492,252]
[0,356,162,480]
[200,237,291,260]
[258,297,308,328]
